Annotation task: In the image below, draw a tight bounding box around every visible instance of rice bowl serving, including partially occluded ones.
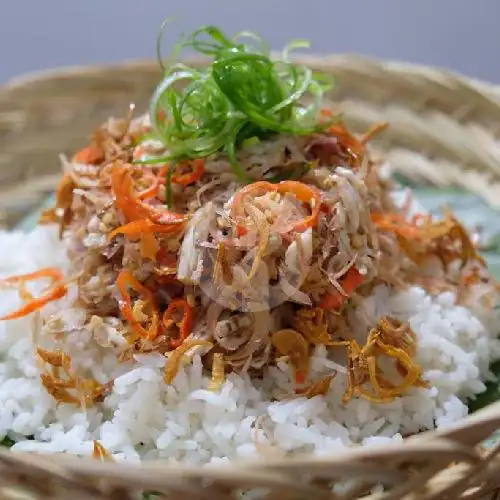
[0,25,499,467]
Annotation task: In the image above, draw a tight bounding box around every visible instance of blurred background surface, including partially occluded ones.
[1,0,499,83]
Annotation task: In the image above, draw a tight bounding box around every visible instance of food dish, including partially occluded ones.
[0,26,499,463]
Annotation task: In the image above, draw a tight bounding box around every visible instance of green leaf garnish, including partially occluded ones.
[148,24,334,182]
[0,436,15,448]
[468,359,500,413]
[241,136,260,149]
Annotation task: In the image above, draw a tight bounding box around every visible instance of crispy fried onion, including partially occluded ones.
[271,329,309,385]
[39,207,60,226]
[208,352,225,391]
[213,242,233,285]
[92,440,114,461]
[163,340,213,384]
[333,316,428,403]
[55,172,77,236]
[372,210,485,268]
[292,307,334,345]
[37,348,112,407]
[295,373,336,398]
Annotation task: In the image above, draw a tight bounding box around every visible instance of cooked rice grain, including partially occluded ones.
[0,226,499,462]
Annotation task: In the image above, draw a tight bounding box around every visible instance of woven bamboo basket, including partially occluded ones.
[2,55,500,500]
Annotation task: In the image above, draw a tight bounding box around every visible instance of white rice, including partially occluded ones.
[0,225,499,464]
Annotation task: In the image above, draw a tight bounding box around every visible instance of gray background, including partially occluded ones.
[1,0,499,84]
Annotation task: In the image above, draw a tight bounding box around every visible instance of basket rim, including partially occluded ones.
[4,53,499,96]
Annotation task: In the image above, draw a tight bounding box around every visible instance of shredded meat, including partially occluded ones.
[36,111,495,404]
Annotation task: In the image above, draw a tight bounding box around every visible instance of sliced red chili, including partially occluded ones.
[0,268,67,321]
[162,298,194,348]
[231,180,321,236]
[319,268,364,310]
[116,270,159,340]
[159,159,205,187]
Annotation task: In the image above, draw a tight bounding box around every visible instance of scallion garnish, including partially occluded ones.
[148,24,334,182]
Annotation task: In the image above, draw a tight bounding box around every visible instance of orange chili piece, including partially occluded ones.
[111,165,185,262]
[231,181,275,235]
[156,249,178,268]
[154,249,179,279]
[0,268,67,320]
[136,171,160,200]
[162,298,194,348]
[139,233,160,262]
[171,159,205,186]
[116,270,159,340]
[276,181,321,232]
[108,219,183,241]
[320,111,365,166]
[158,164,168,179]
[111,165,151,222]
[231,181,321,236]
[320,110,387,164]
[0,268,64,285]
[295,371,307,385]
[158,159,205,187]
[111,164,186,224]
[319,268,364,310]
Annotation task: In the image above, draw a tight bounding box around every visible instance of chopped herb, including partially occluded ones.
[148,24,335,182]
[241,136,260,149]
[0,436,15,448]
